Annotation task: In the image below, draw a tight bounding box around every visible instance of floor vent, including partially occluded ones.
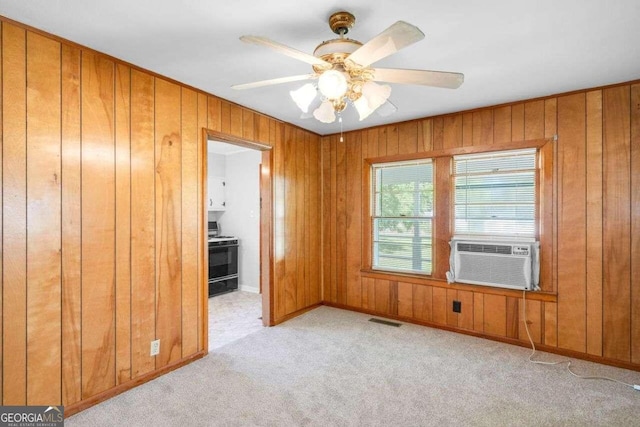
[369,318,401,327]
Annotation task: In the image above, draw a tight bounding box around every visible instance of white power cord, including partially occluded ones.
[521,290,639,391]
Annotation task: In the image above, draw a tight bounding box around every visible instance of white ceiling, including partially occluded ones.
[1,0,639,136]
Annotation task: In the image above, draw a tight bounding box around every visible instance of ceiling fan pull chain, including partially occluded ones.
[339,115,344,142]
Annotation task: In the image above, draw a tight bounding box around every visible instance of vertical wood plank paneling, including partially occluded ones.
[303,133,311,306]
[130,70,156,377]
[26,31,62,405]
[181,88,198,357]
[483,294,506,337]
[631,83,640,364]
[346,134,362,307]
[443,115,462,149]
[431,287,447,325]
[412,285,432,322]
[462,113,473,147]
[257,114,270,145]
[492,106,511,144]
[544,302,558,347]
[386,125,399,155]
[229,104,243,137]
[519,299,542,344]
[473,293,484,333]
[207,96,221,132]
[511,103,525,141]
[378,126,387,155]
[432,117,444,150]
[446,289,458,327]
[336,135,347,305]
[472,110,492,145]
[309,135,321,304]
[361,277,374,310]
[585,90,603,357]
[329,135,338,303]
[458,290,474,330]
[81,52,116,398]
[389,282,398,316]
[114,63,131,384]
[420,119,432,151]
[374,280,390,314]
[295,129,306,310]
[557,93,587,353]
[61,43,82,406]
[220,100,231,134]
[505,297,519,339]
[321,137,332,303]
[544,98,558,294]
[196,93,207,351]
[242,109,254,141]
[273,122,286,319]
[2,22,27,405]
[602,86,631,362]
[154,79,182,367]
[525,100,545,140]
[397,282,413,318]
[283,126,297,314]
[398,121,418,154]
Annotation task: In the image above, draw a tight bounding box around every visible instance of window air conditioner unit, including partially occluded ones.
[446,239,540,291]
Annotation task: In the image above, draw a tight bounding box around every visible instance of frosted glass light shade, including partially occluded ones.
[289,83,317,113]
[353,96,375,121]
[313,99,336,123]
[317,70,348,100]
[362,81,392,110]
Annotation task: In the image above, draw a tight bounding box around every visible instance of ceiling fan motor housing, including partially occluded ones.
[329,11,355,35]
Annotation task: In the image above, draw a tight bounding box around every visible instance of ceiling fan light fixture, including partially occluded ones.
[313,99,336,123]
[290,83,317,113]
[317,70,348,100]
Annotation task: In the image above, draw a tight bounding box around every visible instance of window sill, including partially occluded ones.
[360,269,558,302]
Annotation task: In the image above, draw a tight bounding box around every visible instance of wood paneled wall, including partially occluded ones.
[321,82,640,369]
[0,18,322,411]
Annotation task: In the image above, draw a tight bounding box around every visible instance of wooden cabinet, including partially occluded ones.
[208,176,226,211]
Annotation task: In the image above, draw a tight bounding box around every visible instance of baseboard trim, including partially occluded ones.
[322,301,640,373]
[65,350,207,417]
[239,285,259,294]
[272,303,322,326]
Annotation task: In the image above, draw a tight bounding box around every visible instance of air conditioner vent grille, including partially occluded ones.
[457,243,512,255]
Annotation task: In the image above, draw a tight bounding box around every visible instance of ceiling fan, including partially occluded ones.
[232,11,464,124]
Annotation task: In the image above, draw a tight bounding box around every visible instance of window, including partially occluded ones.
[371,160,433,275]
[453,148,537,238]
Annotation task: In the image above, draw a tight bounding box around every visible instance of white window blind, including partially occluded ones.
[453,148,536,238]
[372,160,433,274]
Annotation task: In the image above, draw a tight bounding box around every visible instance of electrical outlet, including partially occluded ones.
[453,300,462,313]
[150,339,160,356]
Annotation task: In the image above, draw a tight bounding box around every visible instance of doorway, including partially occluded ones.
[203,129,273,351]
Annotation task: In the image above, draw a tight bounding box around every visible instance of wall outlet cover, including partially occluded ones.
[150,339,160,356]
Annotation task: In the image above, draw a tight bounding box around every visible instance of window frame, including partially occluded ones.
[370,159,435,276]
[362,138,552,287]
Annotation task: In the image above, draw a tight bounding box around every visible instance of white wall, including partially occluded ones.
[219,149,262,293]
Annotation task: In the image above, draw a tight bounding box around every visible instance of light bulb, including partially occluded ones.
[289,83,317,113]
[313,99,336,123]
[317,70,348,100]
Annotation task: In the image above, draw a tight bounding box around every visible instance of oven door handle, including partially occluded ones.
[208,243,239,248]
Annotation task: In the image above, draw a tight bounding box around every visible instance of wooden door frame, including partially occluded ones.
[201,129,275,352]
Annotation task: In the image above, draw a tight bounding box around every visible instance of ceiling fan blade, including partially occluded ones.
[346,21,425,68]
[232,74,316,90]
[372,68,464,89]
[240,35,331,68]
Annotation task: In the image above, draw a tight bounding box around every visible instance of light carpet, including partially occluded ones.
[67,306,640,426]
